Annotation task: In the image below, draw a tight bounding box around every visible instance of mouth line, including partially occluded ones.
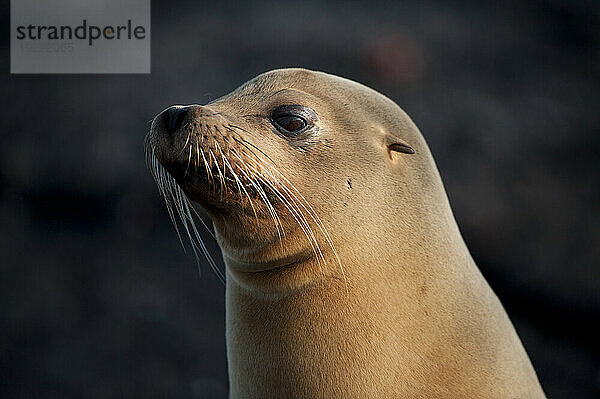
[180,165,265,193]
[164,160,282,217]
[163,143,264,190]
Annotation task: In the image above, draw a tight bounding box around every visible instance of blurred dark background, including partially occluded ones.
[1,0,598,397]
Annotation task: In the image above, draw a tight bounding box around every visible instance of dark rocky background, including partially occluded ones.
[1,0,598,397]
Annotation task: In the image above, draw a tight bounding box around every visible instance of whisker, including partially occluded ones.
[183,144,193,178]
[225,125,276,164]
[200,147,214,184]
[230,149,282,236]
[145,138,224,283]
[209,149,226,201]
[221,147,259,220]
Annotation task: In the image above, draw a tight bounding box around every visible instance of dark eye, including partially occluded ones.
[270,104,315,137]
[272,115,307,134]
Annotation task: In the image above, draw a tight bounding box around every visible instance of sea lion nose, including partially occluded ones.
[163,106,190,134]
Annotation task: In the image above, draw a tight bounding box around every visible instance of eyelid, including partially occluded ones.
[270,104,317,122]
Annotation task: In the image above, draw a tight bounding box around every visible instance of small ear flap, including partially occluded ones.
[389,142,415,155]
[385,135,415,156]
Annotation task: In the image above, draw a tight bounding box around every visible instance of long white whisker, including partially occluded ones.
[145,140,224,283]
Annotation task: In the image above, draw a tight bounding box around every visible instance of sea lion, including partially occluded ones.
[145,68,546,398]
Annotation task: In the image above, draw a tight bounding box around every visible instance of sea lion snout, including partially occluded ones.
[154,104,226,137]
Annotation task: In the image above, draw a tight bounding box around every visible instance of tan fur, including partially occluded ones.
[148,69,546,398]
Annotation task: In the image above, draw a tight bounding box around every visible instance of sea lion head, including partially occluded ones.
[146,68,438,291]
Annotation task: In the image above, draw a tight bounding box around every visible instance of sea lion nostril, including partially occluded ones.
[165,107,189,134]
